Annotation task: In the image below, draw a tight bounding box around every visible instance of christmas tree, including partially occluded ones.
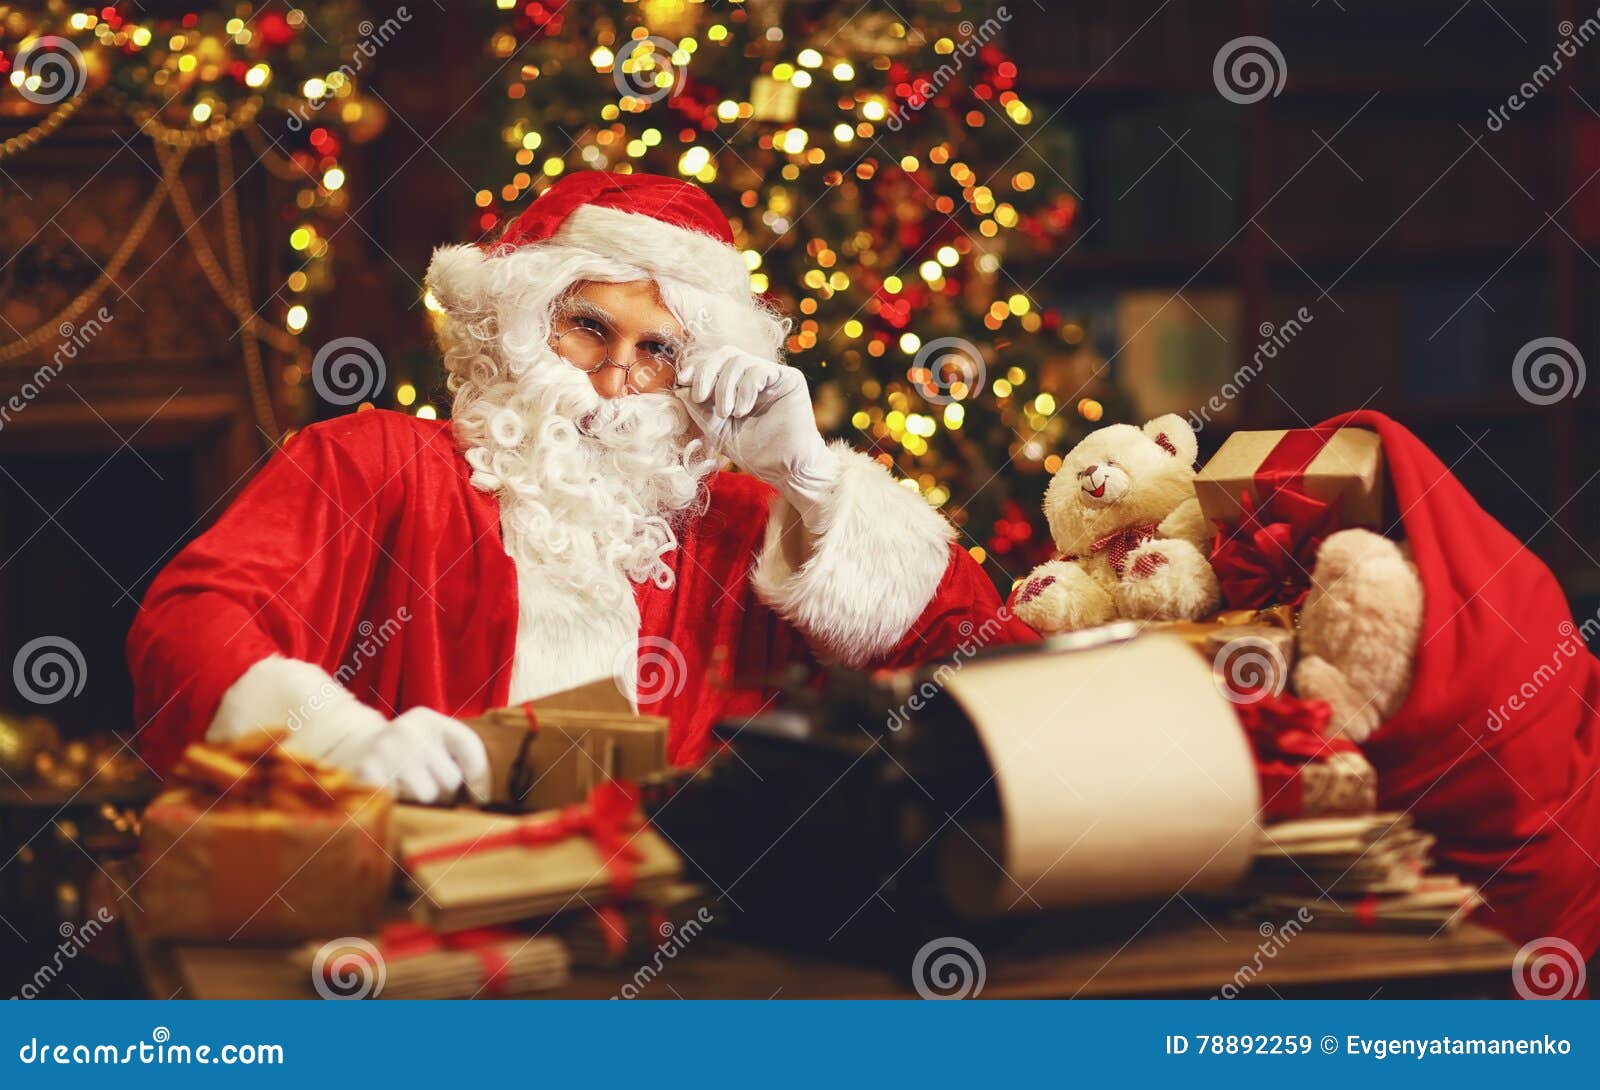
[440,0,1123,589]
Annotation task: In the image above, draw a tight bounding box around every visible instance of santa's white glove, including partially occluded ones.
[209,658,491,804]
[326,707,491,805]
[678,345,839,528]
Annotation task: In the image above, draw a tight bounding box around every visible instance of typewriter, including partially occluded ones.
[644,624,1172,962]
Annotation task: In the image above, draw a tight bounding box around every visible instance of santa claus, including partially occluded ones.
[128,171,1034,801]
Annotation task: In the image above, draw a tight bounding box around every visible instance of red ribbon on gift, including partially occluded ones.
[403,779,645,900]
[1354,897,1379,930]
[593,905,629,963]
[376,921,516,997]
[589,902,671,963]
[1209,427,1343,609]
[1235,690,1360,822]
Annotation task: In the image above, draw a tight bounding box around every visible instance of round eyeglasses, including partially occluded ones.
[551,325,684,395]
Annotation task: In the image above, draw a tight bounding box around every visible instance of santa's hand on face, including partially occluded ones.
[678,346,839,529]
[128,171,1036,801]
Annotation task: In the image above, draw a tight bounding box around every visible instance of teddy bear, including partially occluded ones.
[1011,414,1220,634]
[1293,528,1424,743]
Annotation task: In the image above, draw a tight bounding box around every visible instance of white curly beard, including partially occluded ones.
[453,352,717,704]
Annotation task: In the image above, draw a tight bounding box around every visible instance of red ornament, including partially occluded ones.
[257,12,296,50]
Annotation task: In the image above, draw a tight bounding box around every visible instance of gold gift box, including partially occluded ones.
[1194,428,1385,529]
[135,733,393,942]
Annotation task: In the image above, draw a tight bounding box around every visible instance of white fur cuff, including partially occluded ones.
[752,442,954,667]
[208,655,386,763]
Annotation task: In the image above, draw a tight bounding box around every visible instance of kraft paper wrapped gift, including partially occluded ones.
[463,678,668,811]
[136,732,393,942]
[1193,427,1385,530]
[1236,692,1378,822]
[398,781,683,931]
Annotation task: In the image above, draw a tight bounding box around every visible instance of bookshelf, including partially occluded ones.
[1011,0,1598,599]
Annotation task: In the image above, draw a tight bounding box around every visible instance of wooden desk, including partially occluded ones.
[134,913,1518,1000]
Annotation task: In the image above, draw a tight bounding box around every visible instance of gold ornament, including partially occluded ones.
[0,713,61,781]
[639,0,697,38]
[193,34,227,83]
[0,713,37,779]
[750,75,799,123]
[340,95,387,144]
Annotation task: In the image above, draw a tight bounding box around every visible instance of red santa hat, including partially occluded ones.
[426,170,751,312]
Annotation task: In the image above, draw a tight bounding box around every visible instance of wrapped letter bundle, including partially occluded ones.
[399,780,682,931]
[301,923,570,999]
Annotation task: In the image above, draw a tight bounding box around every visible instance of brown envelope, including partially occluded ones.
[464,679,669,810]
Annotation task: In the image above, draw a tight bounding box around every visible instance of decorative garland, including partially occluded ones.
[1,2,395,424]
[0,88,87,158]
[4,127,295,442]
[0,147,175,363]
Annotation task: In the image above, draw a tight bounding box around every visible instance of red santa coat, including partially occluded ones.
[128,410,1035,773]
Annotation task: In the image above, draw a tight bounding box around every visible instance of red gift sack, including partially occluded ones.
[1322,411,1600,965]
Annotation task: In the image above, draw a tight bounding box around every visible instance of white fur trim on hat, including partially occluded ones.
[425,243,493,320]
[425,207,751,312]
[752,442,954,667]
[554,204,750,298]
